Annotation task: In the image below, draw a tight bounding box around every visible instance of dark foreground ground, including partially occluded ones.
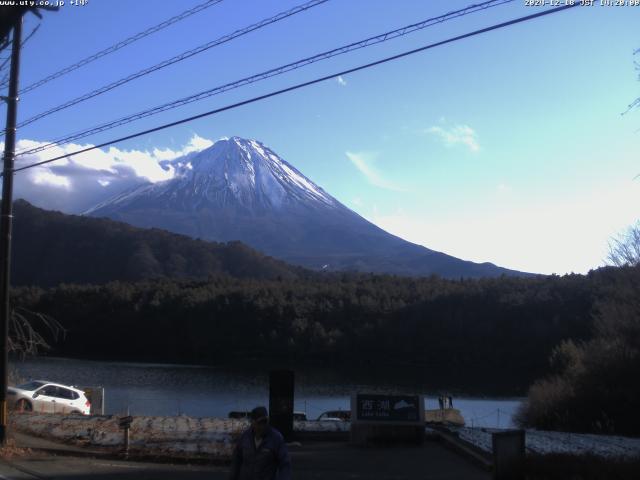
[0,435,490,480]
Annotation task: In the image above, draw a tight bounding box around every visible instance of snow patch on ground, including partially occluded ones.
[10,414,350,460]
[293,420,350,432]
[11,414,244,460]
[453,427,640,459]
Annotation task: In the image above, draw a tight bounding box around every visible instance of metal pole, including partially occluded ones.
[0,14,22,445]
[123,425,130,458]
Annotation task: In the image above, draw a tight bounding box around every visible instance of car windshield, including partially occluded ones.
[16,381,46,391]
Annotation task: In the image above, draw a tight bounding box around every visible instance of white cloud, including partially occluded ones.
[337,76,347,86]
[368,181,640,275]
[345,151,404,191]
[31,171,71,189]
[12,134,213,214]
[152,134,213,161]
[426,124,480,152]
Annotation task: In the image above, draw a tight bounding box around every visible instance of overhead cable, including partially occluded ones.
[17,0,513,157]
[11,4,578,175]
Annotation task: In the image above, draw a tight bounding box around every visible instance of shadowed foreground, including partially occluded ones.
[0,439,490,480]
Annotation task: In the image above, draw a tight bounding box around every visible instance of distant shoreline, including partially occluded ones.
[10,355,529,398]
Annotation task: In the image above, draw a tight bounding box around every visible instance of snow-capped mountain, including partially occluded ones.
[87,137,528,278]
[88,137,337,214]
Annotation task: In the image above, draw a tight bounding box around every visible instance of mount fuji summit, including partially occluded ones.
[86,137,526,278]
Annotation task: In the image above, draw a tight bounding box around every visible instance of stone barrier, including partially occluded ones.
[492,429,525,480]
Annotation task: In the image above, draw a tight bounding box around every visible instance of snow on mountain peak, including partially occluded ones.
[177,136,336,209]
[87,137,338,214]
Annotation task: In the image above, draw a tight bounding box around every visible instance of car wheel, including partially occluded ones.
[69,410,82,415]
[16,399,32,412]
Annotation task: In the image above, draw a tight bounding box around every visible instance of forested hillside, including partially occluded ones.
[11,200,304,286]
[517,265,640,434]
[11,201,637,397]
[12,267,618,392]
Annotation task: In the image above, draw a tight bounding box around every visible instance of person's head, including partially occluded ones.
[250,406,269,437]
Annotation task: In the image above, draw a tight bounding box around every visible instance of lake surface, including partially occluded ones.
[10,357,524,428]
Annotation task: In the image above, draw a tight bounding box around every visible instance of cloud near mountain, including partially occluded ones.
[11,135,213,214]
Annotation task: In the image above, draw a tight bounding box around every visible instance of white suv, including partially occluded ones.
[8,380,91,415]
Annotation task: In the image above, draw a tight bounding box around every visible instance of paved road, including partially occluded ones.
[0,440,490,480]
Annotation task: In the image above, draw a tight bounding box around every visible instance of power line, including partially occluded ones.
[0,0,225,93]
[0,23,39,75]
[18,22,40,49]
[16,0,514,158]
[0,24,41,118]
[8,0,330,134]
[11,4,577,175]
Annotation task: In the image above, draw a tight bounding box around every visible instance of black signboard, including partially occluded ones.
[119,416,133,428]
[355,394,420,422]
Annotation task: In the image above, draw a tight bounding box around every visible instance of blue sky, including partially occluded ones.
[3,0,639,275]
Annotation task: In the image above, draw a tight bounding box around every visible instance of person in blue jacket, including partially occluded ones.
[229,406,291,480]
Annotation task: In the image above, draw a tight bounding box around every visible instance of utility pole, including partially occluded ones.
[0,4,57,445]
[0,13,22,445]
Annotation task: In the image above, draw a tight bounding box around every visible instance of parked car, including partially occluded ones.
[8,380,91,415]
[317,410,351,422]
[293,412,307,421]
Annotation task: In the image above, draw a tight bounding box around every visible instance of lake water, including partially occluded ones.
[10,357,524,429]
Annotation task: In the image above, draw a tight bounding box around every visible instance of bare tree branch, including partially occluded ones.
[8,307,65,358]
[608,222,640,267]
[622,48,640,115]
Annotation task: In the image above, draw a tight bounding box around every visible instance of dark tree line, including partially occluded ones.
[10,200,640,429]
[517,267,640,435]
[11,267,618,393]
[11,200,304,287]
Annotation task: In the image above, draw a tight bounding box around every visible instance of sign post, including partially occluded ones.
[119,415,133,458]
[350,393,425,446]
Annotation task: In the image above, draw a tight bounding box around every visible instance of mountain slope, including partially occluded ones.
[87,137,530,278]
[11,200,303,287]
